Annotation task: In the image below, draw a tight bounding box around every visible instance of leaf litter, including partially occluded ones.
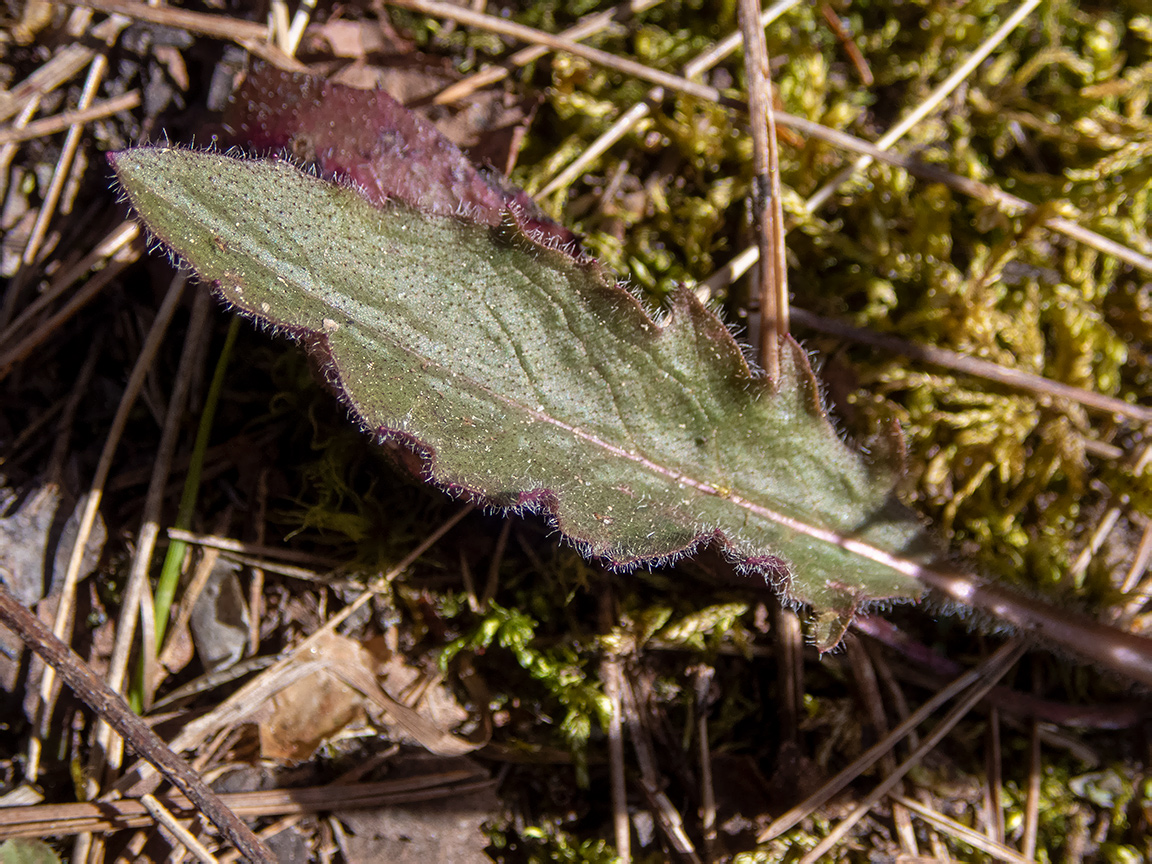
[2,1,1152,862]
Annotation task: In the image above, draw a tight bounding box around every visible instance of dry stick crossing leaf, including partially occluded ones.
[110,147,934,627]
[0,582,275,863]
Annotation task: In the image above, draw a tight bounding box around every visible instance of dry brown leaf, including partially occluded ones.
[256,631,478,762]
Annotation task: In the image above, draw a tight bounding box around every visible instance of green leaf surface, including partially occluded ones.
[110,147,933,619]
[0,840,62,864]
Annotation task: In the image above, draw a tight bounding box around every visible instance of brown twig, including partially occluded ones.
[596,589,630,861]
[166,528,342,567]
[248,469,270,656]
[482,518,513,609]
[788,307,1152,424]
[619,673,701,862]
[986,707,1006,844]
[704,111,1152,285]
[89,274,204,793]
[804,0,1043,215]
[0,774,490,840]
[853,614,1152,730]
[381,0,721,103]
[59,0,268,44]
[0,12,127,125]
[845,635,917,855]
[692,666,717,862]
[0,219,138,347]
[140,793,219,863]
[0,582,275,862]
[771,595,802,746]
[20,23,121,267]
[739,0,788,381]
[0,96,40,207]
[25,263,183,783]
[0,91,141,145]
[0,255,137,381]
[819,4,873,85]
[915,566,1152,688]
[602,656,631,862]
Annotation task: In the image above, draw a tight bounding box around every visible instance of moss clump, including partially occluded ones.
[502,0,1152,608]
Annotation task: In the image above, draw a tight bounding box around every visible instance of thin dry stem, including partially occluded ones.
[890,794,1037,864]
[434,0,664,105]
[703,111,1152,284]
[739,0,788,380]
[482,518,512,608]
[247,470,270,656]
[1023,720,1042,859]
[0,583,275,862]
[0,775,490,839]
[89,275,203,788]
[0,219,138,343]
[392,0,1152,276]
[818,4,872,85]
[760,641,1024,842]
[45,334,105,485]
[166,529,341,567]
[798,642,1026,862]
[985,707,1005,844]
[0,39,100,125]
[382,0,722,103]
[1067,504,1123,587]
[536,0,802,198]
[156,544,224,681]
[0,225,141,378]
[0,96,41,205]
[21,48,112,266]
[110,505,475,798]
[140,793,219,864]
[60,0,268,45]
[772,596,802,745]
[0,258,135,378]
[1120,518,1152,600]
[0,91,141,146]
[692,666,717,862]
[25,272,187,782]
[845,635,897,776]
[619,673,701,862]
[804,0,1043,214]
[601,656,631,862]
[788,307,1152,424]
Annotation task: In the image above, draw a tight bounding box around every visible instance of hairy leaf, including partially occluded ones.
[110,147,934,622]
